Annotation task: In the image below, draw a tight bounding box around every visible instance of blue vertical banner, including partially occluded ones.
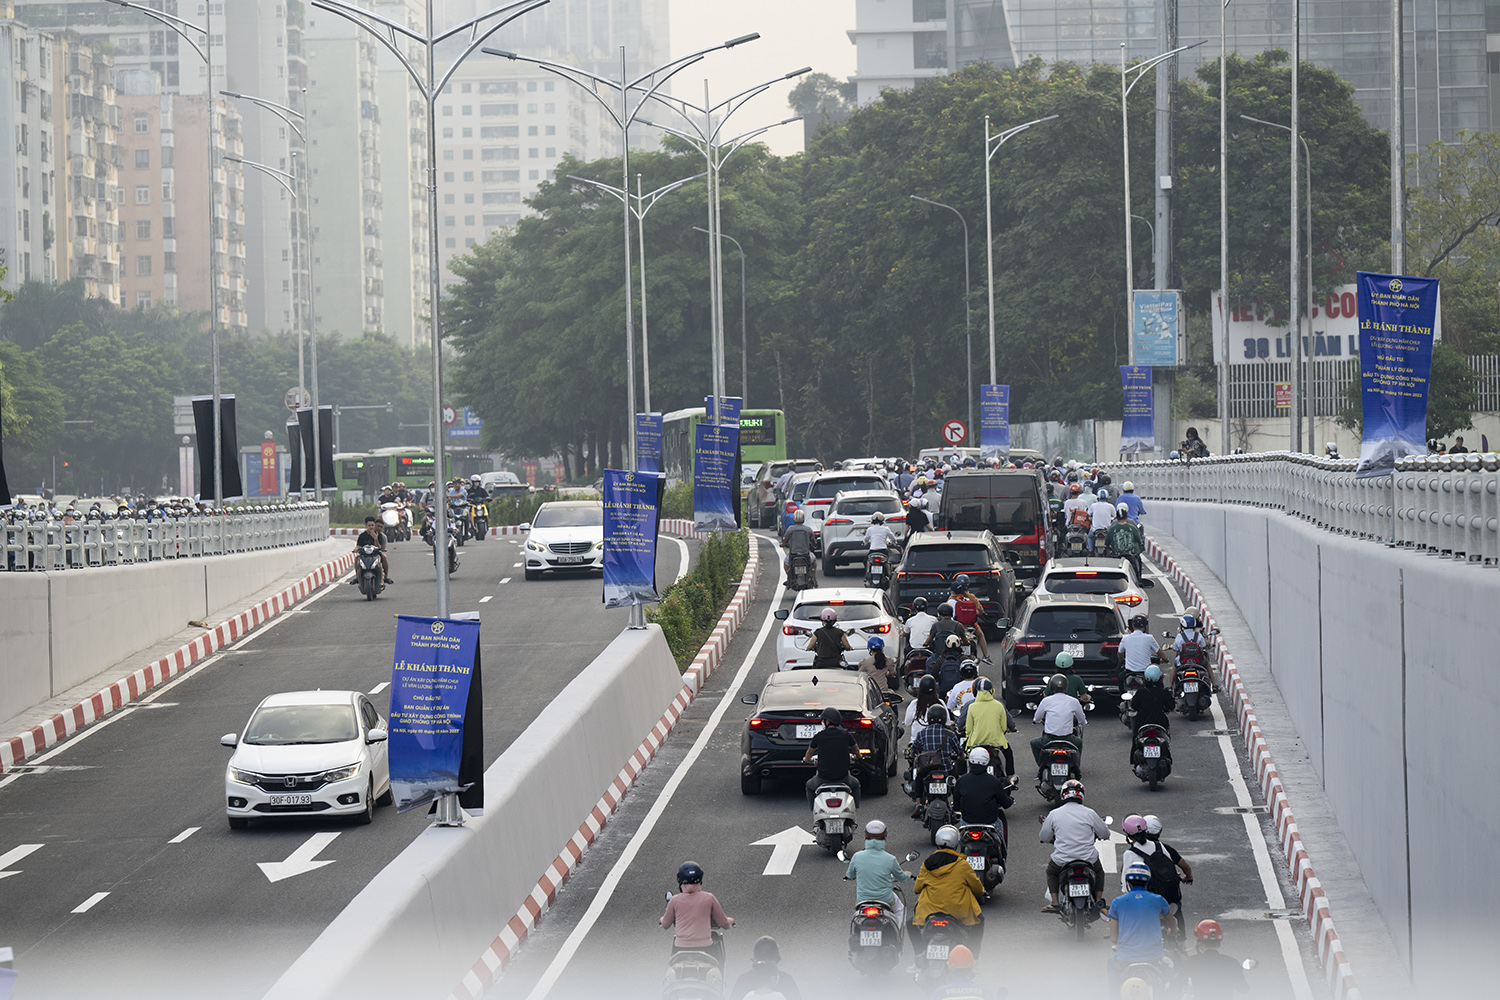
[979,384,1011,462]
[635,413,663,474]
[387,615,481,813]
[1355,271,1439,479]
[1131,290,1181,366]
[704,395,742,425]
[693,421,740,531]
[602,469,664,608]
[1120,366,1155,454]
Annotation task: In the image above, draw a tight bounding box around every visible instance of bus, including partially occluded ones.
[330,449,454,500]
[661,407,786,488]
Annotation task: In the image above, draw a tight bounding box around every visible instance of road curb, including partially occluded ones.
[447,526,756,1000]
[1144,535,1361,1000]
[0,551,355,776]
[331,523,699,538]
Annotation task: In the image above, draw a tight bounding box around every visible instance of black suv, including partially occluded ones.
[891,530,1017,635]
[997,593,1126,708]
[935,470,1051,588]
[740,670,902,796]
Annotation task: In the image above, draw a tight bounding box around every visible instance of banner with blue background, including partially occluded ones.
[1120,366,1155,454]
[1131,290,1181,367]
[693,422,740,531]
[980,384,1010,461]
[1356,272,1439,478]
[387,615,480,813]
[704,395,741,425]
[635,413,662,474]
[602,468,663,608]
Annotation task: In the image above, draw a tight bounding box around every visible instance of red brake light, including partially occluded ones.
[826,517,853,525]
[749,717,768,729]
[867,623,892,634]
[858,717,874,728]
[1015,640,1045,652]
[1101,641,1120,653]
[782,625,809,636]
[1074,571,1098,577]
[861,906,882,917]
[889,513,906,521]
[967,830,983,840]
[823,797,843,808]
[1113,594,1143,606]
[929,919,949,928]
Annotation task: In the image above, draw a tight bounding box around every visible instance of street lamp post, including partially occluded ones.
[1220,0,1234,458]
[693,227,747,402]
[908,195,972,433]
[984,114,1059,384]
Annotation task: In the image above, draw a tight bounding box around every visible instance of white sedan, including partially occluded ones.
[772,587,899,670]
[222,690,392,829]
[522,500,605,580]
[1032,556,1151,617]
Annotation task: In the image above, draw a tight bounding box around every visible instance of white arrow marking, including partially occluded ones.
[168,827,199,844]
[751,826,817,876]
[1098,829,1128,874]
[257,832,340,883]
[0,844,43,880]
[72,891,110,913]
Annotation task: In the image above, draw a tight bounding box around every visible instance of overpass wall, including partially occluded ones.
[1149,501,1500,992]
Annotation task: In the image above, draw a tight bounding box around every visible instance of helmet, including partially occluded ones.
[1054,652,1074,670]
[821,608,838,623]
[912,597,928,612]
[1180,613,1198,629]
[1144,815,1162,836]
[866,636,885,651]
[1069,483,1083,495]
[1129,614,1149,630]
[915,497,928,509]
[947,944,975,970]
[1194,919,1224,942]
[975,678,994,694]
[865,819,888,837]
[937,604,954,618]
[1120,978,1152,1000]
[1059,779,1085,803]
[752,936,781,961]
[1124,861,1152,886]
[945,634,962,649]
[954,573,970,588]
[470,474,480,482]
[959,661,978,679]
[1048,673,1067,693]
[871,511,885,524]
[793,509,806,524]
[821,707,843,727]
[917,674,937,695]
[950,581,965,595]
[1144,665,1163,683]
[1122,814,1147,836]
[1123,481,1135,492]
[1169,450,1181,460]
[934,824,960,849]
[926,704,949,725]
[967,747,990,767]
[1117,504,1130,519]
[677,861,704,885]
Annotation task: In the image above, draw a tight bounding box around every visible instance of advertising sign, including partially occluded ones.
[1355,272,1439,479]
[979,385,1010,461]
[636,413,663,474]
[449,407,482,440]
[295,406,336,491]
[1274,383,1292,409]
[693,422,740,531]
[704,395,742,425]
[523,460,538,487]
[1120,366,1155,454]
[1131,290,1181,367]
[387,615,483,814]
[602,469,664,608]
[259,441,278,495]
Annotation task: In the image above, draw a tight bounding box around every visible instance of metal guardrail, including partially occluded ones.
[2,503,330,572]
[1104,452,1500,566]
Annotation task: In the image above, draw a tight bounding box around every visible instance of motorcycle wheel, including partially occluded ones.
[1187,701,1202,721]
[1149,775,1160,791]
[365,584,376,602]
[1075,909,1088,941]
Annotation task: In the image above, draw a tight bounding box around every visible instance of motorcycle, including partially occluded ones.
[1090,526,1109,555]
[905,749,955,841]
[913,912,969,986]
[811,780,858,854]
[661,893,726,1000]
[379,503,407,542]
[1035,738,1081,804]
[1174,662,1213,720]
[448,500,470,546]
[1131,723,1172,790]
[354,544,384,601]
[1119,672,1147,727]
[422,506,460,575]
[1062,522,1090,556]
[787,551,816,591]
[901,647,934,694]
[864,548,891,589]
[1055,856,1105,940]
[471,500,488,541]
[956,821,1007,894]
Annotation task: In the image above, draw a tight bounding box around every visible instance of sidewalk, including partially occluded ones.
[1149,531,1411,1000]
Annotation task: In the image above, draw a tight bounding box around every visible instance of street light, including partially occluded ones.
[692,227,747,403]
[1220,0,1234,459]
[984,114,1059,384]
[1242,114,1312,452]
[104,0,225,505]
[909,195,972,433]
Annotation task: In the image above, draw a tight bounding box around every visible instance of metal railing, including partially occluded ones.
[2,503,330,572]
[1104,452,1500,566]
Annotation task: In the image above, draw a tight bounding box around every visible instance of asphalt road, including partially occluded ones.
[0,531,694,1000]
[489,533,1329,1000]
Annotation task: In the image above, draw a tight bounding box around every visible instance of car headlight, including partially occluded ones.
[228,767,261,785]
[321,763,362,783]
[525,540,545,552]
[592,541,603,551]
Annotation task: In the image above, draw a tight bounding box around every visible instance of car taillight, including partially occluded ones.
[889,513,906,522]
[861,906,883,917]
[826,517,853,525]
[1015,640,1045,652]
[856,717,875,728]
[1113,594,1143,606]
[749,717,769,729]
[866,623,891,633]
[1101,641,1121,654]
[782,625,809,636]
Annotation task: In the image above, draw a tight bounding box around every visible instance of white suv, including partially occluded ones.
[819,490,907,575]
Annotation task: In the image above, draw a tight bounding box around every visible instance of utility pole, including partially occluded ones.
[1154,0,1179,457]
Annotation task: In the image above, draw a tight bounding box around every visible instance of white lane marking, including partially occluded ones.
[258,831,341,883]
[0,844,44,879]
[168,827,200,844]
[752,826,815,876]
[71,892,110,913]
[523,538,785,1000]
[512,562,522,568]
[479,596,493,603]
[499,578,511,585]
[669,537,690,585]
[1097,829,1128,874]
[369,682,390,695]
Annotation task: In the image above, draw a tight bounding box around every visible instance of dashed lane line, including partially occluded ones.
[71,892,110,914]
[168,828,199,844]
[369,682,390,695]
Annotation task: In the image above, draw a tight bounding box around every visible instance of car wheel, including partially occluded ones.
[227,817,249,830]
[376,782,395,807]
[524,568,540,581]
[822,554,836,576]
[887,749,899,777]
[355,780,375,825]
[740,771,762,795]
[866,767,889,797]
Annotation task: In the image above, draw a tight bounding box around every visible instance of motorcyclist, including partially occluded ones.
[1062,482,1091,540]
[863,510,895,561]
[911,825,986,957]
[905,496,931,534]
[903,596,939,654]
[465,474,489,502]
[352,515,393,585]
[953,747,1012,819]
[963,679,1014,779]
[1130,665,1176,736]
[844,819,913,927]
[856,635,897,690]
[801,706,860,808]
[783,509,816,584]
[1106,861,1172,989]
[1088,491,1118,554]
[929,634,967,696]
[928,604,967,656]
[945,661,981,715]
[728,936,802,1000]
[911,703,964,779]
[1052,652,1093,708]
[1180,920,1249,999]
[1105,505,1147,584]
[661,861,734,970]
[1116,481,1146,524]
[1120,814,1193,941]
[1169,613,1212,689]
[1039,780,1110,910]
[802,607,852,670]
[1118,614,1160,684]
[905,674,942,742]
[949,577,990,662]
[930,944,994,1000]
[1030,673,1087,767]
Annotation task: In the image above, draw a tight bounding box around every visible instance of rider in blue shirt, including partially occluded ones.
[1107,861,1172,988]
[1116,482,1147,524]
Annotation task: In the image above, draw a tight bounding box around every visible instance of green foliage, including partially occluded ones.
[660,482,694,520]
[0,341,63,452]
[645,529,750,668]
[328,497,377,527]
[1336,341,1477,441]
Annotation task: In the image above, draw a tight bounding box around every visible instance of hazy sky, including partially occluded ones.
[668,0,857,156]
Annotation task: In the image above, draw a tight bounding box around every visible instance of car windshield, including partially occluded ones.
[1025,608,1119,637]
[834,497,903,516]
[794,600,884,622]
[244,704,359,745]
[790,480,813,500]
[1046,572,1130,595]
[946,498,1037,532]
[809,477,885,499]
[901,545,990,571]
[532,505,603,528]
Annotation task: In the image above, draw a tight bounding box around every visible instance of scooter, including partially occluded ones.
[1119,672,1146,726]
[1062,523,1090,556]
[811,781,858,854]
[448,500,470,546]
[901,647,934,694]
[913,912,970,986]
[379,504,405,542]
[1055,855,1106,940]
[422,507,460,575]
[905,751,955,841]
[471,501,488,541]
[355,544,384,600]
[864,549,891,589]
[1131,723,1172,790]
[787,551,816,591]
[956,820,1007,893]
[835,850,917,978]
[1036,738,1081,804]
[1174,662,1213,720]
[661,894,726,1000]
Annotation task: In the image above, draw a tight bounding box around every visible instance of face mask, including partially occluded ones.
[866,839,885,851]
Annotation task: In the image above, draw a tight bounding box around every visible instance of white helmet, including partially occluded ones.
[967,747,990,767]
[470,474,481,482]
[1144,814,1162,836]
[1116,503,1130,518]
[934,824,961,849]
[793,509,805,524]
[865,819,888,837]
[871,511,885,524]
[1122,481,1135,492]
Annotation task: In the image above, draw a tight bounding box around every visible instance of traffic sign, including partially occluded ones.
[441,403,458,427]
[284,386,311,412]
[941,419,968,445]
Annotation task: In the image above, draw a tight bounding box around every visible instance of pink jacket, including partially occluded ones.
[660,883,733,946]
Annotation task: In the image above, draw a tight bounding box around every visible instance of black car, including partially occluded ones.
[740,670,902,796]
[935,470,1051,588]
[997,593,1127,709]
[891,530,1018,635]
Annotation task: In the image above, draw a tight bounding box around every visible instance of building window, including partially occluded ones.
[527,103,538,114]
[914,31,946,69]
[461,82,472,93]
[463,193,474,204]
[443,150,454,160]
[445,193,455,204]
[465,237,476,247]
[545,125,556,136]
[543,103,554,114]
[442,106,453,116]
[162,182,173,200]
[135,186,152,204]
[528,148,539,158]
[135,149,150,168]
[528,125,538,136]
[480,81,518,94]
[136,219,152,239]
[445,237,456,248]
[481,125,518,139]
[137,290,152,307]
[134,114,150,133]
[443,127,453,138]
[544,81,555,92]
[162,217,175,237]
[480,103,518,117]
[528,169,539,180]
[136,255,153,275]
[463,171,474,181]
[527,82,538,92]
[444,171,454,182]
[545,147,555,157]
[462,127,472,138]
[444,215,456,226]
[462,149,473,159]
[464,215,475,225]
[462,105,472,115]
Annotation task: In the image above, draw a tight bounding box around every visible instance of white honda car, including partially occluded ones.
[221,689,392,829]
[773,587,899,670]
[522,500,605,579]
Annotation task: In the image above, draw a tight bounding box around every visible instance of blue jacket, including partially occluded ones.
[844,841,911,906]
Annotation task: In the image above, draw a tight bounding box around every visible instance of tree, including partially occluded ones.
[788,72,857,139]
[0,342,63,453]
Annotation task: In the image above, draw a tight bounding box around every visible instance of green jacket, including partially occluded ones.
[1105,520,1144,556]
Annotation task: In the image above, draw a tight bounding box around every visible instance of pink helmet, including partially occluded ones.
[820,608,838,623]
[1122,814,1147,836]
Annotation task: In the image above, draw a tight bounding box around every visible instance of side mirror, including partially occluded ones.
[996,618,1011,631]
[665,891,674,902]
[1104,815,1114,826]
[812,509,825,520]
[220,733,238,748]
[366,728,388,743]
[773,609,790,621]
[904,852,920,862]
[518,522,532,531]
[1208,628,1221,636]
[1161,631,1172,638]
[740,693,758,705]
[897,607,911,622]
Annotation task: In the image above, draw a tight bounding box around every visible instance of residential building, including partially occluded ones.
[59,31,120,304]
[374,0,430,349]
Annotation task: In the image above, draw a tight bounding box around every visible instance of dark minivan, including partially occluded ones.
[936,470,1050,588]
[891,530,1017,636]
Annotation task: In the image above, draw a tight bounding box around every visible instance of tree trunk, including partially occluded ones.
[903,337,918,458]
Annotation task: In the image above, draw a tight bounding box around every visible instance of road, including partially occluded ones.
[0,531,694,1000]
[489,533,1328,1000]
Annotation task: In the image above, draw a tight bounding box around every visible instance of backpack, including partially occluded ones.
[1126,845,1179,898]
[1069,505,1091,528]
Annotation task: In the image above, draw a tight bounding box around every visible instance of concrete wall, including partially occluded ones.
[264,625,684,1000]
[1150,501,1500,995]
[0,541,342,724]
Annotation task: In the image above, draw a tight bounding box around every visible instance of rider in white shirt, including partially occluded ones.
[1118,614,1159,678]
[864,512,895,553]
[1039,780,1110,910]
[903,597,939,652]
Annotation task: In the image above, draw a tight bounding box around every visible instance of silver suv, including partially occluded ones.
[819,489,907,575]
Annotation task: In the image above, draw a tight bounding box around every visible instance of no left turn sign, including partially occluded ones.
[441,404,459,427]
[941,419,967,445]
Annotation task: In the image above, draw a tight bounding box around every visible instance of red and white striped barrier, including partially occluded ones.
[0,551,356,776]
[333,522,700,539]
[1143,535,1361,1000]
[447,529,759,1000]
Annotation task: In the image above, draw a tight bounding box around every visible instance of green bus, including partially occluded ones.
[660,407,786,487]
[331,448,454,500]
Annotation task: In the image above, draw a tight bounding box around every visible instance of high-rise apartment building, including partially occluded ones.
[374,0,430,349]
